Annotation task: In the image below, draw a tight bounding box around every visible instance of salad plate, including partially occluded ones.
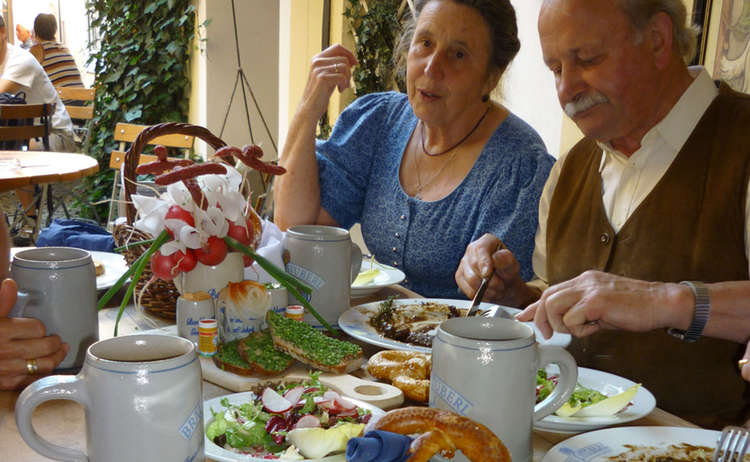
[11,247,129,291]
[541,426,720,462]
[351,261,405,297]
[338,298,571,353]
[204,391,385,462]
[534,367,656,434]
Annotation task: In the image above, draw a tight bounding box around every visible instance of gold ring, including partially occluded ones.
[26,358,39,375]
[739,358,749,371]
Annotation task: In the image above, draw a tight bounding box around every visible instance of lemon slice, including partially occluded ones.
[353,268,381,286]
[573,384,641,417]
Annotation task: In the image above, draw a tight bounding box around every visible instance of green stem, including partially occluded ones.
[223,236,337,336]
[111,230,170,336]
[113,239,156,253]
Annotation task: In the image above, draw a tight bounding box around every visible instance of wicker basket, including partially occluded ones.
[113,122,228,319]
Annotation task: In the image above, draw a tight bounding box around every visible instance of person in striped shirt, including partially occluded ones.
[28,13,84,100]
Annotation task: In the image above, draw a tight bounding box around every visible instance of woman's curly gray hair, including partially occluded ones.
[617,0,699,64]
[393,0,520,77]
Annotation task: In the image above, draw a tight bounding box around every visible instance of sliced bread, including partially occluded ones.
[212,334,293,377]
[266,310,363,374]
[237,330,295,375]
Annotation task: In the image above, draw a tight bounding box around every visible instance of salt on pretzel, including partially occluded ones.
[370,407,510,462]
[367,350,431,402]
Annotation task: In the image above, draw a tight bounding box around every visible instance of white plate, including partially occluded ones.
[204,391,385,462]
[351,262,405,297]
[541,426,720,462]
[338,298,571,353]
[534,366,656,434]
[11,247,129,291]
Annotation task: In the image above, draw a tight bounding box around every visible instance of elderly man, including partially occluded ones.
[456,0,750,428]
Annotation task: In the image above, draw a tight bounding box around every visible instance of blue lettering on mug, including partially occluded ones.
[179,402,202,440]
[285,263,325,291]
[431,375,472,416]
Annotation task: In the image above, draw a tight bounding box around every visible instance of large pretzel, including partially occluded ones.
[370,407,510,462]
[367,350,431,402]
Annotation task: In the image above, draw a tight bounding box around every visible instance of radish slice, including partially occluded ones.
[294,415,321,429]
[283,386,305,405]
[262,387,292,413]
[323,390,340,401]
[335,396,356,410]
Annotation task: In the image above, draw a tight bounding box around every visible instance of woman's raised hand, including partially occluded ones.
[298,44,357,122]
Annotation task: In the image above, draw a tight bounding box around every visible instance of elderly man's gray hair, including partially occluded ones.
[617,0,699,64]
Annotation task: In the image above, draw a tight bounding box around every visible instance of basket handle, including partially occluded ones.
[122,122,228,224]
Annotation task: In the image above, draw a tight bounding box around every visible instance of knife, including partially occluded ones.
[465,276,490,317]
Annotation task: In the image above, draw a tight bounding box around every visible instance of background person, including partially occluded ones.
[0,213,68,390]
[275,0,553,298]
[28,13,85,97]
[0,15,76,229]
[456,0,750,428]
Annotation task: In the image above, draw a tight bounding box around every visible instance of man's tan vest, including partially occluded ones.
[547,83,750,428]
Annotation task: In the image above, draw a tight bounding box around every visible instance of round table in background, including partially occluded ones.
[0,151,99,193]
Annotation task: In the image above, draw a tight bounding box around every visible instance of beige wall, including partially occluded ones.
[189,0,279,162]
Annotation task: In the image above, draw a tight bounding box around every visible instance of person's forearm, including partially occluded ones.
[658,281,750,344]
[274,108,325,230]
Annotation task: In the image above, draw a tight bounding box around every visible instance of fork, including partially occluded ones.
[714,426,750,462]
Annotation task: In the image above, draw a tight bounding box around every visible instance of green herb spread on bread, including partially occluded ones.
[266,310,363,374]
[238,330,295,374]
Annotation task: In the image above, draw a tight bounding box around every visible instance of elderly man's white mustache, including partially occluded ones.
[564,92,609,118]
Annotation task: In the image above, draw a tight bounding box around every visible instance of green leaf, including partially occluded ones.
[124,106,142,121]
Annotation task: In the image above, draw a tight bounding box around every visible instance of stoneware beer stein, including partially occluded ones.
[431,317,577,462]
[10,247,98,370]
[15,334,203,462]
[282,225,362,327]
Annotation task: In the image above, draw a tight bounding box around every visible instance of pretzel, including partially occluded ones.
[367,350,431,402]
[371,407,510,462]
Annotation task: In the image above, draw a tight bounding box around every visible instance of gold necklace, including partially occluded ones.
[412,145,458,200]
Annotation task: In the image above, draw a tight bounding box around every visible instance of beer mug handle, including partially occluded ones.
[533,345,578,421]
[15,375,89,461]
[349,242,362,284]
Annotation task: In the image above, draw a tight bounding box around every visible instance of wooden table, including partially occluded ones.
[0,151,99,193]
[0,285,698,461]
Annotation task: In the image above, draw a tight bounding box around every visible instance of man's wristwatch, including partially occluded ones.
[667,281,711,342]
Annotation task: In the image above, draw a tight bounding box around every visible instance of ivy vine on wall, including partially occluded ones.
[76,0,196,221]
[343,0,406,97]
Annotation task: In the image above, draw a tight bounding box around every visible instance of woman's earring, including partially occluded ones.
[482,94,489,102]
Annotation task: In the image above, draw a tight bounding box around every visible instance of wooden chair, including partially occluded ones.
[106,122,195,230]
[56,87,95,147]
[0,102,54,150]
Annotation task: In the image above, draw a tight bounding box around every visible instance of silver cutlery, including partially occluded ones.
[714,425,750,462]
[465,276,490,317]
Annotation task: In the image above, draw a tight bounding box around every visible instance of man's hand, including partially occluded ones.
[0,278,69,390]
[455,233,538,307]
[517,271,680,339]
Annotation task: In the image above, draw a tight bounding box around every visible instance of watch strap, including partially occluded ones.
[667,281,711,343]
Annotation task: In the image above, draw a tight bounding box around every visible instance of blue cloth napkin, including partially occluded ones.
[37,218,115,252]
[346,430,412,462]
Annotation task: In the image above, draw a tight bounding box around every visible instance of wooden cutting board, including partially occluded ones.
[200,357,404,410]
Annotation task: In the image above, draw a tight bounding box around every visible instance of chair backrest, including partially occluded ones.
[56,87,95,120]
[0,103,54,149]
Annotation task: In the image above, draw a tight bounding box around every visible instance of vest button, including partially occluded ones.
[392,247,397,252]
[393,261,399,266]
[600,233,610,245]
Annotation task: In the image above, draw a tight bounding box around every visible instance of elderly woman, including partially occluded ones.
[275,0,554,298]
